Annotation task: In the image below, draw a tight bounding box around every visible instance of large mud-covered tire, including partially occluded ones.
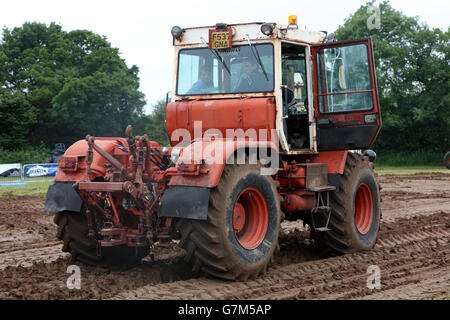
[444,152,450,169]
[177,164,281,281]
[54,211,148,267]
[313,152,381,255]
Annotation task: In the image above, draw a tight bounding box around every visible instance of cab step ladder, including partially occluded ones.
[308,185,336,232]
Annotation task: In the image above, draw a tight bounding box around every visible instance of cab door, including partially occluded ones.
[312,38,381,150]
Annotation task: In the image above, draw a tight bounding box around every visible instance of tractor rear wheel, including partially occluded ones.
[54,211,148,267]
[312,152,381,255]
[177,164,281,280]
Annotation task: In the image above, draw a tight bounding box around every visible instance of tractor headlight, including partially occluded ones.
[171,26,184,39]
[261,23,273,36]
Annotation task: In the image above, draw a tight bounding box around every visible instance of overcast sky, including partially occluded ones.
[1,0,448,114]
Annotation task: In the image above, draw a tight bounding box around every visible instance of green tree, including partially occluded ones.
[134,99,170,146]
[0,87,36,149]
[0,22,146,149]
[335,1,450,156]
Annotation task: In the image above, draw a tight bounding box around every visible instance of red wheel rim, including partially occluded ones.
[354,183,374,235]
[232,188,268,250]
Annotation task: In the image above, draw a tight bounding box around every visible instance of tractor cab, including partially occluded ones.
[168,17,381,155]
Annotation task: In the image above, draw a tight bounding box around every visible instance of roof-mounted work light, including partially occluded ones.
[171,26,184,39]
[260,23,273,36]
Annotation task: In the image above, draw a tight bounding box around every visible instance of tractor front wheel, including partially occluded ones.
[177,164,281,280]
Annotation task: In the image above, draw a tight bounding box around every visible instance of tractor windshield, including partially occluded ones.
[177,44,274,95]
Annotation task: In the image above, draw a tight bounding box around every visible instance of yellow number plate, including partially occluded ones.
[210,31,231,49]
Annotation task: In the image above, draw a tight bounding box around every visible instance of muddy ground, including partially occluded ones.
[0,173,448,300]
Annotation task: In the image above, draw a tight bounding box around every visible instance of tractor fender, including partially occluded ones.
[161,139,278,220]
[168,139,279,189]
[45,182,83,213]
[306,150,348,191]
[158,186,211,220]
[54,138,130,182]
[306,150,348,174]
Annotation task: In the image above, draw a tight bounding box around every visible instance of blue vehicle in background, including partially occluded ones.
[44,143,66,163]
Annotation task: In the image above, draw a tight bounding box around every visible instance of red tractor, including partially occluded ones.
[45,17,382,280]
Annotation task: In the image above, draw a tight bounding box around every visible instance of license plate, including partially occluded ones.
[209,30,231,49]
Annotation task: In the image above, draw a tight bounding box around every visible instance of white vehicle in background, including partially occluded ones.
[0,164,21,177]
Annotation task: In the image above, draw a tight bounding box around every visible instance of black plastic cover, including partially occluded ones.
[45,182,82,213]
[159,186,210,220]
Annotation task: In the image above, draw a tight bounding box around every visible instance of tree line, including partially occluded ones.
[335,1,449,159]
[0,1,448,164]
[0,21,168,162]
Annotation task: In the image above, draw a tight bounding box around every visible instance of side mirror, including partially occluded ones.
[293,72,304,100]
[165,91,172,105]
[364,149,376,162]
[293,73,304,86]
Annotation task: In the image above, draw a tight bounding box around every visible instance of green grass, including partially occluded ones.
[0,176,23,183]
[372,151,449,175]
[0,178,54,197]
[375,167,450,176]
[375,151,446,167]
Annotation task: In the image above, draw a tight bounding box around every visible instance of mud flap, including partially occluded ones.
[45,182,82,213]
[159,186,210,220]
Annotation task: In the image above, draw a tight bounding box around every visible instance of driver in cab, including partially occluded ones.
[235,58,270,92]
[187,67,213,94]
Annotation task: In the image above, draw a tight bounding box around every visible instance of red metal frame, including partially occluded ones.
[317,89,373,97]
[77,182,124,192]
[166,97,276,147]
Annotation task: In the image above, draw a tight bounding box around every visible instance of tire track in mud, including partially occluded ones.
[378,173,450,223]
[111,211,450,300]
[0,240,61,255]
[3,211,447,300]
[0,174,449,299]
[253,246,450,300]
[357,267,450,300]
[113,241,449,300]
[0,243,68,270]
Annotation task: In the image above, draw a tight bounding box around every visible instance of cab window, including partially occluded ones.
[177,44,274,95]
[316,43,373,113]
[281,44,307,105]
